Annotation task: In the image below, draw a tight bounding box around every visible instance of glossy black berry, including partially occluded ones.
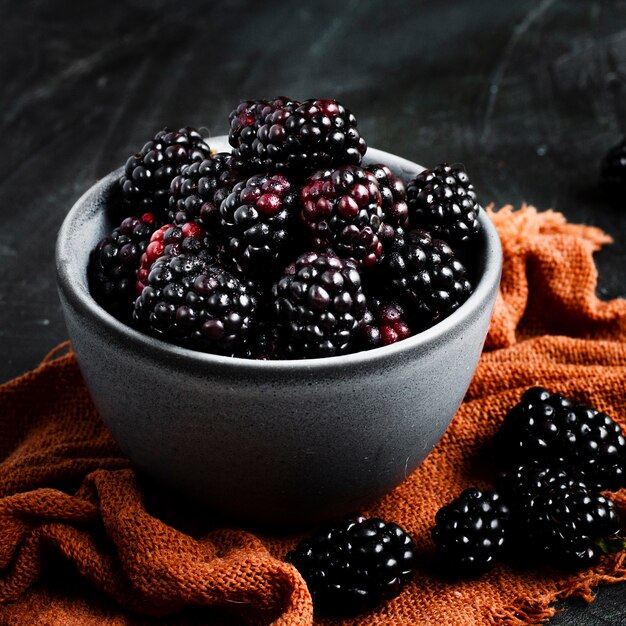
[88,213,158,317]
[432,488,510,576]
[499,464,621,567]
[228,97,296,168]
[219,173,300,277]
[493,387,626,491]
[286,515,416,615]
[119,127,210,219]
[230,98,367,174]
[300,166,385,268]
[169,152,247,230]
[378,228,472,330]
[272,252,367,358]
[133,254,258,356]
[407,163,480,246]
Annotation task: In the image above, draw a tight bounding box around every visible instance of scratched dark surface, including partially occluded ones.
[1,0,626,623]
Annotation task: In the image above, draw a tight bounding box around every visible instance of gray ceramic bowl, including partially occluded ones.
[56,136,502,525]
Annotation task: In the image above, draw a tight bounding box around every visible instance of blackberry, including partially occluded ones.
[228,99,271,155]
[272,252,367,358]
[378,229,472,330]
[133,254,258,356]
[136,222,220,293]
[232,98,367,174]
[600,137,626,194]
[358,301,412,350]
[119,127,210,218]
[169,152,247,230]
[88,213,158,317]
[406,163,480,246]
[432,488,510,576]
[300,166,385,268]
[365,164,409,231]
[499,465,622,567]
[286,515,416,616]
[498,463,575,497]
[220,173,300,276]
[265,98,366,173]
[228,97,296,169]
[493,387,626,491]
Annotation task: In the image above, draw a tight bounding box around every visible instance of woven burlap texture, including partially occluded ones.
[0,204,625,625]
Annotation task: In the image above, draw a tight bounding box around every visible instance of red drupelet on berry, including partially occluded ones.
[134,253,258,356]
[136,222,220,293]
[88,213,159,318]
[228,99,272,156]
[358,301,412,349]
[219,173,300,277]
[228,97,298,170]
[272,252,367,358]
[169,152,247,230]
[378,228,472,330]
[407,163,480,246]
[493,387,626,492]
[300,166,385,268]
[118,127,211,219]
[286,515,416,616]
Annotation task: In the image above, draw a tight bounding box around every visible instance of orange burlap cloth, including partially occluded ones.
[1,205,626,625]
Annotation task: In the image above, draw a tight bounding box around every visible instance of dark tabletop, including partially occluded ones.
[1,0,626,623]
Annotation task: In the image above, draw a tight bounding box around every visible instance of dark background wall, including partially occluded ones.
[1,1,625,622]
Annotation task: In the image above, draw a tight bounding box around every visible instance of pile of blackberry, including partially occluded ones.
[88,98,481,359]
[282,387,625,616]
[432,387,626,577]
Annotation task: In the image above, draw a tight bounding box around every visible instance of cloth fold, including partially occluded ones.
[1,205,625,625]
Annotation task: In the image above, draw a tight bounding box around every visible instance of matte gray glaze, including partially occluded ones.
[56,137,502,525]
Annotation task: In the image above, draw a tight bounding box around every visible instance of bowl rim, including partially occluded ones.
[56,140,502,374]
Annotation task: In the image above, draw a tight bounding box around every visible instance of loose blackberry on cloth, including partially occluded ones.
[0,204,625,624]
